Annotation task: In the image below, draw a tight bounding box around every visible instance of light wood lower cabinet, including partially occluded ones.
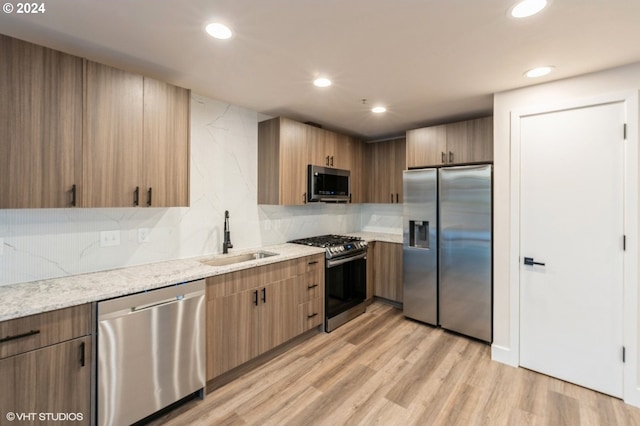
[372,242,403,304]
[0,304,92,425]
[0,336,92,425]
[366,243,375,303]
[296,259,324,333]
[206,254,324,380]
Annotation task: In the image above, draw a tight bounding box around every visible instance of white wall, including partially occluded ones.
[0,94,368,286]
[493,61,640,401]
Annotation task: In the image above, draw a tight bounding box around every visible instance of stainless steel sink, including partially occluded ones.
[200,251,278,267]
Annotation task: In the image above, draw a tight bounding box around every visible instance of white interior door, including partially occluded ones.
[519,101,625,397]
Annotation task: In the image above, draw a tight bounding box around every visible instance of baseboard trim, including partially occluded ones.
[491,343,518,367]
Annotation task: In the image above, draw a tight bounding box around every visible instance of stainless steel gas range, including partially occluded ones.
[289,235,367,332]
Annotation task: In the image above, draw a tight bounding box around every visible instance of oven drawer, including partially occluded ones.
[299,298,323,332]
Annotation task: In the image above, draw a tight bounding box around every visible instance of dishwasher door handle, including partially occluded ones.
[98,285,205,321]
[132,296,183,312]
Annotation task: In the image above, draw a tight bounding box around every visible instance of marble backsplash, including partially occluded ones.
[0,94,397,286]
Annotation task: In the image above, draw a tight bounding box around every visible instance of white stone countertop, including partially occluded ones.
[0,243,324,322]
[0,232,403,322]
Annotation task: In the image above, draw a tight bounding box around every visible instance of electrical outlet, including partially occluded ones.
[100,230,121,248]
[138,228,150,243]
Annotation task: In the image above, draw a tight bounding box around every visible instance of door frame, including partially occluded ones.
[507,91,639,405]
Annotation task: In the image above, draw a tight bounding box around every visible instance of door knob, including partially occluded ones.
[524,257,545,266]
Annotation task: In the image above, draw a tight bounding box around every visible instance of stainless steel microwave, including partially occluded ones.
[308,165,350,202]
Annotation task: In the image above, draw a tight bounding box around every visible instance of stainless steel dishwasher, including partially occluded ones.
[97,279,206,426]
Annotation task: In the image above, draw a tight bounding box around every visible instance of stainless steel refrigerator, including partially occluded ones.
[403,164,492,342]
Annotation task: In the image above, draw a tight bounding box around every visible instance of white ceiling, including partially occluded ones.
[1,0,640,140]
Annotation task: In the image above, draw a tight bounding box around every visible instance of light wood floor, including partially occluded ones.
[150,302,640,425]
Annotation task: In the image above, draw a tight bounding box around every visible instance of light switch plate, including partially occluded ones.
[100,230,121,247]
[138,228,150,243]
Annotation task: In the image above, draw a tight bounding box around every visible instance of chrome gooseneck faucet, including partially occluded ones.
[223,210,233,254]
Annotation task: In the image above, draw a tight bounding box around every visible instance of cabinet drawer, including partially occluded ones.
[299,298,323,332]
[304,255,323,273]
[0,304,91,359]
[296,255,323,275]
[296,271,322,304]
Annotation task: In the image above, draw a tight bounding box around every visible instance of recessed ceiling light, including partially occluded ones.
[313,77,332,88]
[205,23,233,40]
[524,66,554,78]
[372,106,387,114]
[510,0,548,18]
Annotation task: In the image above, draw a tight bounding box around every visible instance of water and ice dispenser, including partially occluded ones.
[409,220,429,249]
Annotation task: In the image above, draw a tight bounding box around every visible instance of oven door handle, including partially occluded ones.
[326,252,367,268]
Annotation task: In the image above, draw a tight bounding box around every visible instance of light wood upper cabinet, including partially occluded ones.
[366,141,392,203]
[406,124,447,168]
[258,117,309,205]
[308,126,352,170]
[142,78,190,207]
[308,126,338,168]
[348,136,366,203]
[0,35,83,209]
[365,138,406,204]
[467,116,494,162]
[0,35,190,209]
[406,116,493,168]
[84,61,144,207]
[84,61,190,208]
[445,120,470,164]
[259,117,365,205]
